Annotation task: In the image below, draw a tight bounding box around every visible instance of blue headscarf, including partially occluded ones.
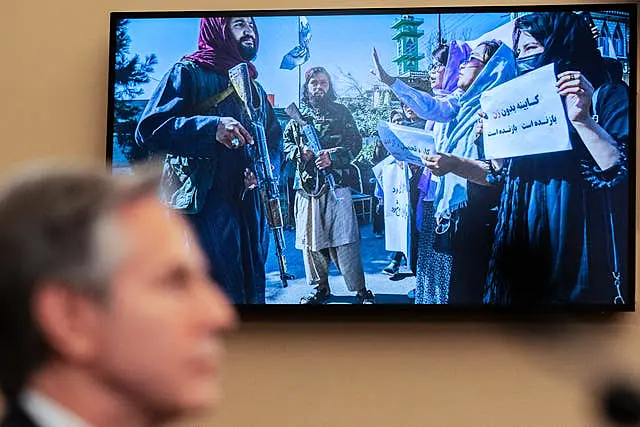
[434,42,517,219]
[438,40,472,95]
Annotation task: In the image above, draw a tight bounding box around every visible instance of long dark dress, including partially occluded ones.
[136,60,283,304]
[484,83,629,306]
[432,44,516,305]
[448,182,502,305]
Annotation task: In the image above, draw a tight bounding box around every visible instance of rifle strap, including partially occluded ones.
[193,85,236,114]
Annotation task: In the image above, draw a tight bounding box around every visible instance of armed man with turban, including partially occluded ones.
[136,17,283,304]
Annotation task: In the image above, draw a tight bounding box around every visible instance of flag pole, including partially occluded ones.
[298,65,302,105]
[298,16,302,105]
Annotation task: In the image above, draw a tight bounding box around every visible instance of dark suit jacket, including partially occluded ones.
[0,405,38,427]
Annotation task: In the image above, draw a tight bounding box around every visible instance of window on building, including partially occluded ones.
[406,39,415,55]
[599,22,611,57]
[613,24,624,57]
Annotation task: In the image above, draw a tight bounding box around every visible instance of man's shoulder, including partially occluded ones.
[171,59,198,74]
[252,78,267,93]
[296,106,316,122]
[326,102,357,123]
[173,60,227,80]
[283,119,299,132]
[0,405,38,427]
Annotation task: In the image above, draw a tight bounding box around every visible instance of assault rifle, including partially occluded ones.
[229,63,294,287]
[284,102,340,201]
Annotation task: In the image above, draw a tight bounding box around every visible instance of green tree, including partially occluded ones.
[336,69,431,165]
[339,94,394,194]
[422,24,473,69]
[342,96,394,139]
[112,19,158,163]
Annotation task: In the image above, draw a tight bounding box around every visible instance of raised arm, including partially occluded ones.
[391,79,459,123]
[371,47,459,123]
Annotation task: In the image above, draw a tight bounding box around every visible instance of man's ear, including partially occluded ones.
[31,282,104,364]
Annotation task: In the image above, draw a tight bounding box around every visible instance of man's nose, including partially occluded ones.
[203,281,238,332]
[242,26,255,37]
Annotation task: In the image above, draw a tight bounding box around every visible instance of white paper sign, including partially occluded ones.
[373,157,410,255]
[480,63,571,159]
[377,121,436,166]
[371,155,394,190]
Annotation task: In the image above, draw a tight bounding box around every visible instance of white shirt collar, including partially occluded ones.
[19,389,91,427]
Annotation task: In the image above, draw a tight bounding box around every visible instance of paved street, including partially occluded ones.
[265,223,416,304]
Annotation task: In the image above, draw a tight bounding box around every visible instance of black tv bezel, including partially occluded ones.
[105,3,637,322]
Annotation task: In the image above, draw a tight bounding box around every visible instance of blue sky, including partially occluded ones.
[124,12,511,107]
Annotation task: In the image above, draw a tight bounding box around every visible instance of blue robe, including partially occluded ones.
[484,83,629,306]
[135,60,283,304]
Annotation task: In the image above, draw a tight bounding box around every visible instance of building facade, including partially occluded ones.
[391,15,426,77]
[510,10,630,83]
[590,10,630,83]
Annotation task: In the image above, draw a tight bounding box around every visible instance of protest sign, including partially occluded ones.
[377,121,436,166]
[372,156,411,256]
[480,63,571,159]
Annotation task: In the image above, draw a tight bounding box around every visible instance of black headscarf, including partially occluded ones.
[512,12,609,88]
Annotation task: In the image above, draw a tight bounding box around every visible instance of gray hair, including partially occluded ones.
[0,160,161,400]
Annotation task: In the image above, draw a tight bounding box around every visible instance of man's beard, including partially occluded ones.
[238,38,257,60]
[308,91,329,108]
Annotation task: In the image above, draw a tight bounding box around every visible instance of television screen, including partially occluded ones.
[106,5,636,313]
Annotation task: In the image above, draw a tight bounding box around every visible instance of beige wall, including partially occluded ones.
[1,1,638,426]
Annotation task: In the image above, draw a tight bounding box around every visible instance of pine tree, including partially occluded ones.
[112,19,158,163]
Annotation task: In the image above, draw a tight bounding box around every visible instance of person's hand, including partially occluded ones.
[556,71,595,123]
[371,47,395,86]
[590,24,600,39]
[216,117,254,149]
[243,168,258,190]
[300,145,315,162]
[315,150,332,170]
[474,111,487,142]
[420,153,457,176]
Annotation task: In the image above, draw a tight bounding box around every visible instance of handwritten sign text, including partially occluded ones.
[377,121,436,166]
[480,63,571,159]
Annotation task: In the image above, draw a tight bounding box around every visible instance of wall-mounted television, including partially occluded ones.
[106,4,636,316]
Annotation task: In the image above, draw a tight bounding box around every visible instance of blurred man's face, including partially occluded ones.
[307,71,331,104]
[229,17,257,60]
[91,196,237,420]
